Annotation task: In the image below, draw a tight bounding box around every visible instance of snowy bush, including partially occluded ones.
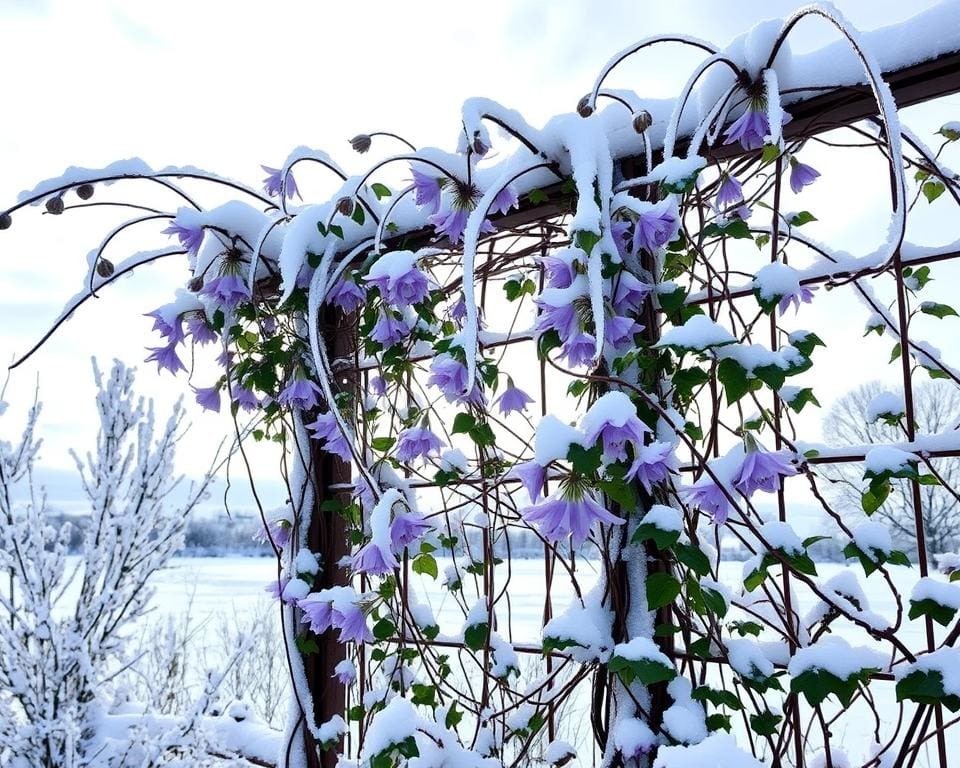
[4,3,960,767]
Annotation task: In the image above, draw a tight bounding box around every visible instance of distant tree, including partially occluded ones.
[821,379,960,558]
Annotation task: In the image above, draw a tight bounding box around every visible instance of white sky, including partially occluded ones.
[1,0,958,517]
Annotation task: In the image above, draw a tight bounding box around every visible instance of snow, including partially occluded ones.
[318,714,347,744]
[656,314,737,351]
[359,696,419,760]
[534,414,583,466]
[641,154,707,185]
[639,504,683,532]
[759,520,803,555]
[542,585,614,663]
[896,648,960,697]
[653,733,765,768]
[866,391,905,422]
[864,446,918,474]
[612,636,673,667]
[853,521,894,557]
[753,261,800,301]
[580,391,639,435]
[611,716,655,759]
[911,577,960,609]
[787,635,887,679]
[726,637,775,680]
[544,739,576,764]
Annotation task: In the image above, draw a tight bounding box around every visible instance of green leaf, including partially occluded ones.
[922,180,946,203]
[753,363,786,391]
[608,654,676,686]
[568,443,603,475]
[371,182,392,200]
[452,412,476,434]
[791,668,875,707]
[920,302,958,319]
[328,224,344,240]
[785,387,820,413]
[908,597,958,626]
[413,553,439,579]
[717,358,749,404]
[575,230,601,254]
[296,634,320,655]
[762,143,781,164]
[897,669,960,712]
[789,211,817,227]
[371,436,396,452]
[703,219,752,240]
[464,622,489,651]
[538,328,562,359]
[750,710,782,736]
[706,713,732,732]
[632,522,680,549]
[527,188,549,204]
[659,285,688,315]
[672,366,710,398]
[674,542,711,577]
[468,422,496,447]
[692,686,742,710]
[646,572,682,611]
[351,204,366,226]
[373,618,396,641]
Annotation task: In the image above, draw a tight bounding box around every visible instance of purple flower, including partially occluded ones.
[428,206,496,244]
[258,514,292,548]
[333,660,356,686]
[261,165,300,200]
[494,384,533,416]
[604,315,643,348]
[559,332,597,369]
[330,278,366,313]
[277,375,323,411]
[145,309,184,346]
[201,274,250,310]
[389,510,432,552]
[368,376,386,398]
[185,313,217,345]
[511,461,547,503]
[724,107,770,151]
[427,354,483,405]
[522,486,625,547]
[396,426,444,463]
[612,272,651,316]
[351,540,398,576]
[611,218,631,259]
[365,252,430,308]
[449,295,467,324]
[581,391,650,463]
[411,168,442,214]
[534,300,579,340]
[733,447,798,496]
[731,205,752,221]
[540,255,575,289]
[717,173,744,208]
[491,184,519,215]
[305,411,353,463]
[265,576,291,601]
[299,587,373,644]
[232,384,260,412]
[145,343,186,375]
[626,442,676,492]
[777,285,817,316]
[370,312,410,346]
[631,199,680,255]
[192,384,221,413]
[162,221,204,256]
[789,158,820,194]
[683,481,732,525]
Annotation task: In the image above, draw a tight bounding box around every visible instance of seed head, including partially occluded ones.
[96,258,115,278]
[46,196,64,215]
[632,110,652,134]
[349,134,372,154]
[576,95,594,118]
[76,184,94,200]
[0,212,11,230]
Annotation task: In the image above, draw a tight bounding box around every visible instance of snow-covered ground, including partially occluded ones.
[114,555,956,766]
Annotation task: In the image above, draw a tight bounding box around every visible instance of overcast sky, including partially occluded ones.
[0,0,957,519]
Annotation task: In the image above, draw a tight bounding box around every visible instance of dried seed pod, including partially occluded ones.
[95,258,115,278]
[0,212,11,230]
[45,196,64,215]
[76,183,95,200]
[576,95,594,118]
[472,135,489,156]
[336,196,355,216]
[349,134,372,154]
[632,110,652,134]
[188,276,204,292]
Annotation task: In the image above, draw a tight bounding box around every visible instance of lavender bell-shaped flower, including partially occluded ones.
[716,173,744,208]
[733,443,798,496]
[494,382,534,416]
[631,199,680,255]
[626,442,677,492]
[277,373,323,411]
[522,482,625,547]
[395,426,444,463]
[162,221,204,256]
[145,343,186,375]
[305,411,353,463]
[411,168,442,214]
[580,391,650,463]
[261,165,301,200]
[789,157,820,194]
[192,384,221,413]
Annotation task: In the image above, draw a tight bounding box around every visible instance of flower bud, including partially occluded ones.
[576,95,594,118]
[188,276,204,292]
[45,196,64,215]
[349,134,372,154]
[632,110,652,134]
[336,196,355,216]
[472,135,489,156]
[96,258,114,278]
[0,212,11,230]
[76,183,94,200]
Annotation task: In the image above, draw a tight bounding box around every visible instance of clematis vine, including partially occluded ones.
[306,411,353,463]
[299,587,373,645]
[522,479,625,547]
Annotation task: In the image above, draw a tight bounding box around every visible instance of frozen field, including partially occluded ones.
[120,555,958,766]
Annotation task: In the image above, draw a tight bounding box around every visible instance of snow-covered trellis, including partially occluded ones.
[4,3,960,767]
